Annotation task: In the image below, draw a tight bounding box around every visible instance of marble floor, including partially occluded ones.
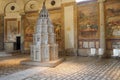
[0,54,33,77]
[0,55,120,80]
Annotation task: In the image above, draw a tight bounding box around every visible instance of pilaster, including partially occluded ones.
[62,2,78,56]
[98,0,106,57]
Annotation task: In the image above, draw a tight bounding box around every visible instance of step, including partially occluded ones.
[0,51,12,57]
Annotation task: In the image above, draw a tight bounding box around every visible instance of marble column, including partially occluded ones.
[98,0,106,57]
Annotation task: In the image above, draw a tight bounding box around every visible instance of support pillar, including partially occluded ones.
[98,0,106,57]
[62,2,78,56]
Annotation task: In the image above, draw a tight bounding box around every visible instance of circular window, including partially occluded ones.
[11,6,15,10]
[51,0,56,6]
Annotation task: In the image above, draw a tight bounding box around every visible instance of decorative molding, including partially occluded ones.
[48,7,61,11]
[24,10,38,14]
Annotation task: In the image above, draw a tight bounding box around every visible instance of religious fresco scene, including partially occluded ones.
[77,2,99,49]
[105,0,120,49]
[0,0,120,80]
[23,12,38,50]
[49,9,64,51]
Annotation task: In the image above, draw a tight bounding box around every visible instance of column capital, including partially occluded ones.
[97,0,106,3]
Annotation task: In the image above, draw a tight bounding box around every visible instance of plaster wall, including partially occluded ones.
[64,6,74,49]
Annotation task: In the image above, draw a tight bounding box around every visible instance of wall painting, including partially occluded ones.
[77,2,99,49]
[49,9,64,50]
[106,0,120,38]
[5,19,20,42]
[23,11,38,50]
[105,0,120,49]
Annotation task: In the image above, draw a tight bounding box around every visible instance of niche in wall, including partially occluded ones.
[4,19,20,42]
[4,2,21,52]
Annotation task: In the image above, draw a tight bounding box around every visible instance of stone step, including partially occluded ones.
[0,51,12,57]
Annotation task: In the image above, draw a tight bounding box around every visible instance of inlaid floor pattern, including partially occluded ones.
[0,55,32,77]
[24,57,120,80]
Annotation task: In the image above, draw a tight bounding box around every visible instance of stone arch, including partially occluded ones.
[24,0,39,12]
[4,2,20,15]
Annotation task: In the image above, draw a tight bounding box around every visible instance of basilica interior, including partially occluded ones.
[0,0,120,80]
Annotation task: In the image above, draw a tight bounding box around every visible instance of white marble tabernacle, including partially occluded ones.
[31,1,58,62]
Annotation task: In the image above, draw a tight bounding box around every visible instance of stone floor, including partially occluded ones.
[24,57,120,80]
[0,55,33,77]
[0,55,120,80]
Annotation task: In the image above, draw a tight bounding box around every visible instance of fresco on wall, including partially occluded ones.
[5,19,19,42]
[78,3,99,39]
[23,12,38,50]
[23,10,63,51]
[0,16,4,50]
[105,0,120,49]
[77,3,99,49]
[106,0,120,38]
[49,9,64,50]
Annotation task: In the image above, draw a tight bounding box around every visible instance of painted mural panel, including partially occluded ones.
[78,3,99,39]
[105,0,120,38]
[77,2,99,49]
[23,9,63,51]
[105,0,120,49]
[23,12,38,50]
[49,9,64,50]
